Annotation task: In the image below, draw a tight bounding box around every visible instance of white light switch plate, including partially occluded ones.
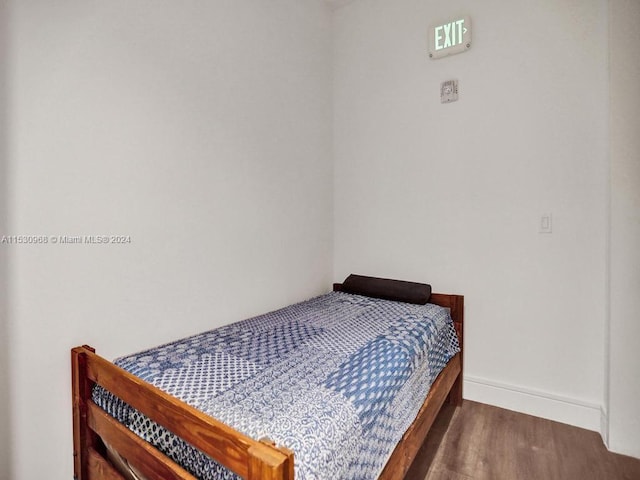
[539,213,552,233]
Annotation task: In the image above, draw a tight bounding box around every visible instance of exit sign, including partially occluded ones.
[428,15,472,59]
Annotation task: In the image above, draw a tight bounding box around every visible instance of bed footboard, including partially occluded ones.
[71,345,294,480]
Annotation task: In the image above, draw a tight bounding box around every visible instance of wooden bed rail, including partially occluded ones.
[71,345,294,480]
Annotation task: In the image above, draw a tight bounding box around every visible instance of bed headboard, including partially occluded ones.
[333,280,464,404]
[332,282,464,354]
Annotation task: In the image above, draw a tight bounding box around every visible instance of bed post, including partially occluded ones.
[71,345,97,480]
[447,295,464,406]
[248,441,294,480]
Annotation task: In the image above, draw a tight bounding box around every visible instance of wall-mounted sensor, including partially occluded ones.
[441,80,458,103]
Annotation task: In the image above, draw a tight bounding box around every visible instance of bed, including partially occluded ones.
[72,275,464,480]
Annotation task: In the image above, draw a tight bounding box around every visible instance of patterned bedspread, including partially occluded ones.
[93,292,460,480]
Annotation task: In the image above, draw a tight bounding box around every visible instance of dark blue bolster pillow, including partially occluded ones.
[340,274,432,305]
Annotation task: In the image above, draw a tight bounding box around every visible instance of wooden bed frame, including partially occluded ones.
[71,287,463,480]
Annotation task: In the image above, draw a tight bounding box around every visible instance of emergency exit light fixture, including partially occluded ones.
[429,15,472,59]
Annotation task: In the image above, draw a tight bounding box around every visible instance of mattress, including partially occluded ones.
[93,291,460,480]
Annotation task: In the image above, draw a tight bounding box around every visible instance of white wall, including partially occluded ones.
[333,0,609,432]
[6,1,332,478]
[608,0,640,459]
[0,1,11,477]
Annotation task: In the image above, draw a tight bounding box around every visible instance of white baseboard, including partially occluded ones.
[463,375,604,435]
[600,407,609,447]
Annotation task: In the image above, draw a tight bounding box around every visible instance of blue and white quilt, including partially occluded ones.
[93,292,460,480]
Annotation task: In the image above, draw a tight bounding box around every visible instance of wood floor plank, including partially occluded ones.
[405,400,640,480]
[423,466,474,480]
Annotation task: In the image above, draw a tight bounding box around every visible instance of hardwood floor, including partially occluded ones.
[405,400,640,480]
